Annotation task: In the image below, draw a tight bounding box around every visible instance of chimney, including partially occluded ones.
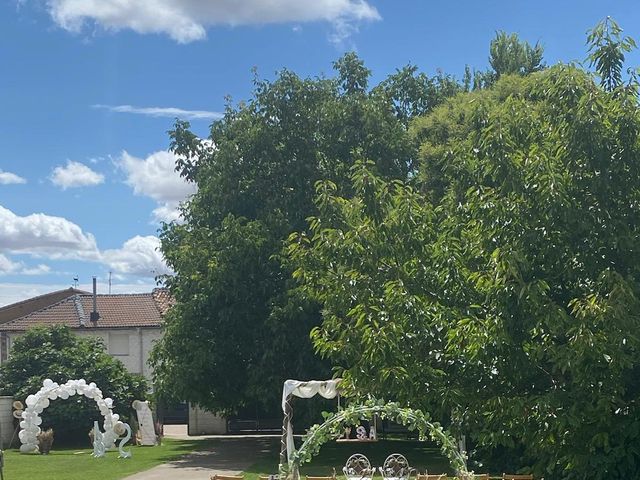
[90,277,100,323]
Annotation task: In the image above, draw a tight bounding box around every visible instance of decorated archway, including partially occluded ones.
[281,399,470,480]
[19,378,125,453]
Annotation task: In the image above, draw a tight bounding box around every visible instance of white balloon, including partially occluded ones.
[114,421,126,436]
[18,378,133,456]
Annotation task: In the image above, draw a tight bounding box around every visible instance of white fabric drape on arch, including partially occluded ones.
[282,379,341,462]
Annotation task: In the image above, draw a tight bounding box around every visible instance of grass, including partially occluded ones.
[0,436,454,480]
[0,437,209,480]
[243,438,453,480]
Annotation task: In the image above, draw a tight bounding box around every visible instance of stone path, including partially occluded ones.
[122,432,279,480]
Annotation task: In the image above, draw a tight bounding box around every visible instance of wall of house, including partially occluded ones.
[0,396,14,448]
[6,327,162,382]
[76,328,162,381]
[188,404,227,435]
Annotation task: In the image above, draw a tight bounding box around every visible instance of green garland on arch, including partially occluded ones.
[281,399,470,480]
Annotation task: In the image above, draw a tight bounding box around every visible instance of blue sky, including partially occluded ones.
[1,0,639,306]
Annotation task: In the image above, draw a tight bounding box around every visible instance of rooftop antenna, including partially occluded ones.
[108,271,112,294]
[73,276,79,288]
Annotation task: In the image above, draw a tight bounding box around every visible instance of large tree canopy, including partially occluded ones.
[150,53,461,414]
[290,59,640,479]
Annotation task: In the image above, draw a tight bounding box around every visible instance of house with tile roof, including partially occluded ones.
[0,288,170,381]
[0,287,234,435]
[0,287,88,325]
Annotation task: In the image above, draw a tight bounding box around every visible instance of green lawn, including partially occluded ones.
[1,437,453,480]
[1,438,207,480]
[243,438,453,480]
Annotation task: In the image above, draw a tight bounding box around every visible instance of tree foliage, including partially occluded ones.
[0,326,148,444]
[587,17,637,92]
[290,59,640,479]
[151,53,460,414]
[473,31,545,89]
[489,31,544,78]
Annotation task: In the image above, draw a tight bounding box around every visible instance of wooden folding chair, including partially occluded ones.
[502,475,533,480]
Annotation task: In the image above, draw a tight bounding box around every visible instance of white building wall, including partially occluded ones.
[0,396,14,448]
[188,404,227,435]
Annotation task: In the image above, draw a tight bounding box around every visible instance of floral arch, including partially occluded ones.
[282,400,470,480]
[19,378,124,453]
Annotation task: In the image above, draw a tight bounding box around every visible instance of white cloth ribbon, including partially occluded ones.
[282,379,341,463]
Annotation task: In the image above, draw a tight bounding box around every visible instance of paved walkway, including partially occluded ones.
[122,428,280,480]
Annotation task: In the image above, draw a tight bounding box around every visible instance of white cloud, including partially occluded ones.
[50,160,105,189]
[0,205,99,259]
[21,264,52,275]
[102,235,172,277]
[329,17,360,48]
[0,254,21,274]
[119,150,197,223]
[0,170,27,185]
[0,205,171,286]
[46,0,380,44]
[151,204,183,224]
[93,104,223,121]
[0,254,50,276]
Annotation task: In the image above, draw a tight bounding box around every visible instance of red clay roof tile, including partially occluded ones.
[0,288,172,331]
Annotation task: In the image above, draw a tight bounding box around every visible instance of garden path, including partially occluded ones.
[122,431,279,480]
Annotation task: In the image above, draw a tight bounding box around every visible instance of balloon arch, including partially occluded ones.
[19,378,126,454]
[282,400,471,480]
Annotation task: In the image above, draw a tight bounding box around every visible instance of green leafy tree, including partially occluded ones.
[0,326,148,444]
[150,53,460,415]
[375,66,462,124]
[290,44,640,480]
[474,31,545,88]
[489,31,544,78]
[587,17,637,91]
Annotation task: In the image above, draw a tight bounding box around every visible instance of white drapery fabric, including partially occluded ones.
[282,379,341,462]
[133,400,156,446]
